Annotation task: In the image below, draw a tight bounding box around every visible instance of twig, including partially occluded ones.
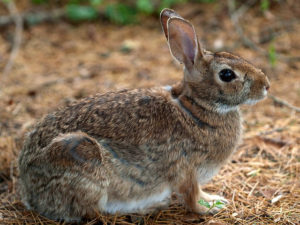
[247,181,259,199]
[258,136,291,147]
[268,94,300,113]
[2,0,23,77]
[259,19,298,44]
[227,0,300,63]
[228,0,262,51]
[258,127,284,136]
[244,127,285,141]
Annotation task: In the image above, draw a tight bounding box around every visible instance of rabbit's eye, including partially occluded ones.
[219,69,236,82]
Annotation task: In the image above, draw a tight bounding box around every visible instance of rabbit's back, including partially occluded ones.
[21,88,186,153]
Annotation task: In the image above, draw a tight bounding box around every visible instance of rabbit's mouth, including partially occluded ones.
[244,88,268,105]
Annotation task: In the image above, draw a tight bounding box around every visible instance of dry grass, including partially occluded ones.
[0,1,300,224]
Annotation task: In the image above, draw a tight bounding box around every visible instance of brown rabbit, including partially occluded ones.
[18,9,270,222]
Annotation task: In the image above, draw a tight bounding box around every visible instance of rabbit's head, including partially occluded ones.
[161,9,270,113]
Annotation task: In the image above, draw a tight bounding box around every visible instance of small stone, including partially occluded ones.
[232,212,238,217]
[213,39,224,51]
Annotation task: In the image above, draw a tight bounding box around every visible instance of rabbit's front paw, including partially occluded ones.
[199,188,228,204]
[196,198,227,215]
[196,190,228,215]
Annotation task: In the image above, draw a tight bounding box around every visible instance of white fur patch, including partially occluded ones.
[163,85,172,91]
[244,98,261,105]
[215,103,238,114]
[244,89,267,105]
[173,96,238,115]
[263,88,267,97]
[100,187,171,214]
[197,164,220,185]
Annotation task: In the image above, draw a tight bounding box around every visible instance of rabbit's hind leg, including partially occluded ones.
[19,132,110,222]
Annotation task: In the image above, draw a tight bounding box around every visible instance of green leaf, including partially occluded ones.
[31,0,48,4]
[105,4,137,25]
[66,4,99,22]
[137,0,154,14]
[268,43,277,67]
[214,200,225,209]
[89,0,102,7]
[198,199,211,209]
[247,169,260,177]
[260,0,270,12]
[158,0,187,12]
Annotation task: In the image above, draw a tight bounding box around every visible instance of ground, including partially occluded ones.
[0,1,299,224]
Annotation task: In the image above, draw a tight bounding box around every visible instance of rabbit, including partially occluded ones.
[18,8,270,222]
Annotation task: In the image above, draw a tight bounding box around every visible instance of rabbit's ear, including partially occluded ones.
[160,8,182,40]
[167,17,204,72]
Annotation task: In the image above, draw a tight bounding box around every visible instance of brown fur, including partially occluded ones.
[178,170,199,212]
[18,9,270,221]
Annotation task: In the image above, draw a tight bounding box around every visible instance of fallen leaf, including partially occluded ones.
[271,194,283,204]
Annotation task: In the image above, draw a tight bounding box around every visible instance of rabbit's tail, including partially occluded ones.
[49,132,104,167]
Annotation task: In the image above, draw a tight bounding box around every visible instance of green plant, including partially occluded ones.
[260,0,270,11]
[198,199,225,211]
[105,4,137,25]
[66,4,99,21]
[158,0,187,11]
[247,169,260,177]
[268,43,277,67]
[198,199,211,208]
[137,0,154,14]
[90,0,102,7]
[65,0,103,22]
[32,0,48,4]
